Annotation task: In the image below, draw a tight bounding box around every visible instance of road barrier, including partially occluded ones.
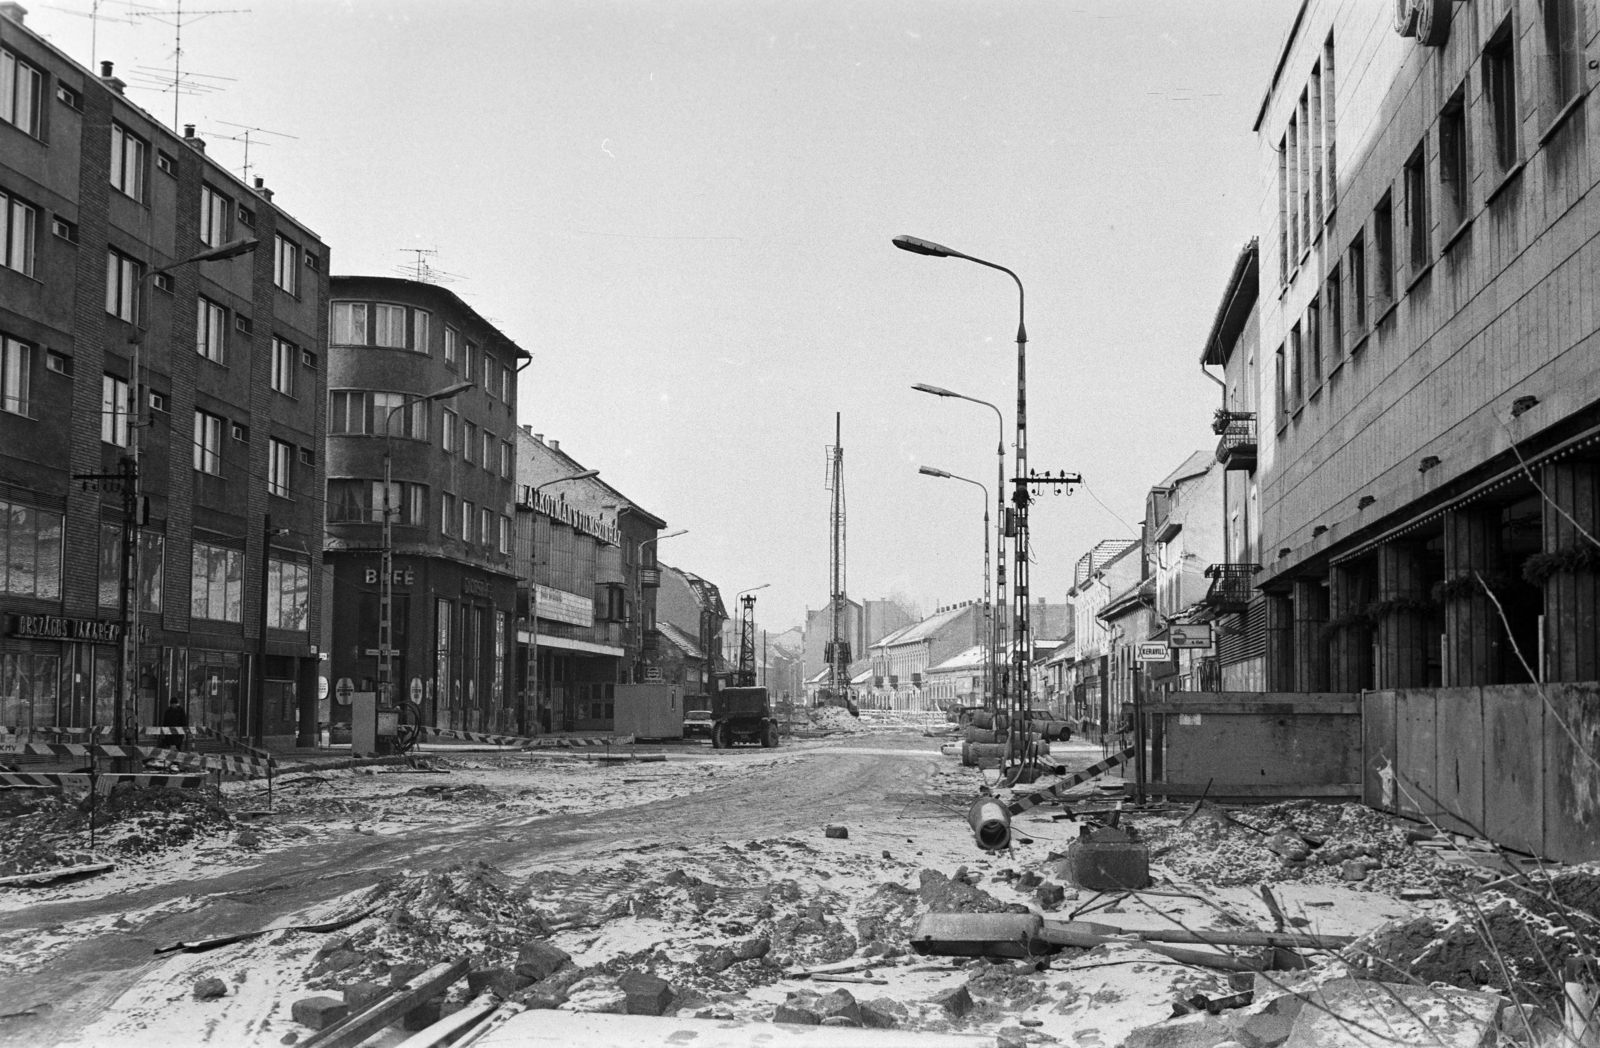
[1004,747,1136,816]
[0,771,205,791]
[0,740,274,779]
[417,726,636,748]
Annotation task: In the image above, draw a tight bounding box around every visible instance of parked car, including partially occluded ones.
[1025,709,1074,742]
[683,709,714,739]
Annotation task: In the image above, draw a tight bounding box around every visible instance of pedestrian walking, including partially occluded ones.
[159,697,188,752]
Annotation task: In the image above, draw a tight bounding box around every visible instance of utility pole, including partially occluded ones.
[826,414,848,708]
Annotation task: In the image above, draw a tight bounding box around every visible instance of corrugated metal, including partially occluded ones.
[1218,598,1267,666]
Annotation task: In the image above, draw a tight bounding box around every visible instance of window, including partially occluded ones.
[190,542,243,622]
[331,302,367,345]
[97,524,163,612]
[270,337,295,396]
[1349,233,1366,332]
[301,348,318,369]
[500,441,512,478]
[268,439,292,498]
[435,598,453,711]
[441,493,455,536]
[1,190,36,276]
[154,271,174,293]
[502,365,512,402]
[56,82,82,110]
[237,204,255,229]
[1543,0,1583,111]
[484,353,497,395]
[1439,91,1468,231]
[1,335,30,416]
[101,374,130,446]
[109,123,146,201]
[199,185,230,247]
[1373,194,1394,311]
[480,508,492,547]
[105,250,141,322]
[461,499,473,542]
[51,215,77,243]
[1485,23,1518,173]
[304,250,318,273]
[464,422,478,464]
[499,515,510,555]
[148,390,166,412]
[0,499,62,599]
[46,349,69,375]
[1297,90,1311,249]
[481,430,493,471]
[193,409,223,473]
[413,310,430,354]
[0,49,43,136]
[266,557,310,631]
[1306,297,1322,388]
[156,150,176,176]
[374,304,407,348]
[1277,134,1289,282]
[444,326,458,365]
[273,233,299,294]
[1274,345,1287,421]
[328,390,428,439]
[1288,323,1303,407]
[234,314,253,336]
[196,297,227,362]
[1325,266,1343,365]
[442,408,457,453]
[465,341,478,381]
[1404,144,1429,271]
[231,421,249,442]
[1322,35,1337,209]
[299,445,314,465]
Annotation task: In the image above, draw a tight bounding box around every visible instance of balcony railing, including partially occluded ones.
[1212,410,1257,472]
[639,567,661,588]
[1201,563,1261,613]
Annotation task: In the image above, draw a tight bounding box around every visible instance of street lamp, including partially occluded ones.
[114,237,260,751]
[918,466,992,712]
[380,381,472,722]
[895,233,1032,776]
[522,467,600,736]
[635,529,687,682]
[913,383,1008,713]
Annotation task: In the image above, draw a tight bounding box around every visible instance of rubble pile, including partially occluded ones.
[1142,800,1473,891]
[807,706,869,733]
[0,784,233,877]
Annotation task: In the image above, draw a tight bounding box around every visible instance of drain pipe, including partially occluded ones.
[969,793,1012,851]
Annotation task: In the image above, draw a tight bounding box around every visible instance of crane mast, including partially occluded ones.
[825,414,850,708]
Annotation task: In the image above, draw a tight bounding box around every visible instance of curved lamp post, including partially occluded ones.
[895,234,1031,773]
[522,467,599,735]
[635,529,687,682]
[918,466,992,712]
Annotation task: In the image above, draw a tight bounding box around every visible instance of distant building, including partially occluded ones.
[867,601,987,712]
[323,276,525,736]
[656,564,727,708]
[0,7,328,748]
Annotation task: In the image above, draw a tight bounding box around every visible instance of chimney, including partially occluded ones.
[182,124,205,153]
[0,4,26,26]
[252,175,273,203]
[548,439,560,451]
[520,424,531,434]
[99,60,125,95]
[532,433,543,444]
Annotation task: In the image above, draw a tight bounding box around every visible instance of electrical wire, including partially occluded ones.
[1079,481,1139,537]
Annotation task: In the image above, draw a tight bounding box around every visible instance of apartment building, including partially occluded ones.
[1256,0,1600,692]
[0,5,328,747]
[322,276,524,736]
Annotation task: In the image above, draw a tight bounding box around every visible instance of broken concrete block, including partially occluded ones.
[704,946,738,972]
[860,997,904,1028]
[389,962,427,988]
[821,1016,862,1027]
[1121,1012,1239,1048]
[825,825,849,839]
[279,1034,299,1045]
[1017,871,1042,888]
[192,976,227,999]
[561,975,628,1014]
[618,971,673,1016]
[1339,859,1370,882]
[929,984,973,1017]
[1265,832,1309,863]
[290,996,349,1030]
[1281,978,1501,1047]
[1061,839,1151,891]
[773,1002,822,1025]
[813,988,861,1024]
[1035,882,1066,908]
[315,949,363,975]
[515,941,572,982]
[733,937,771,961]
[467,968,533,997]
[342,980,385,1009]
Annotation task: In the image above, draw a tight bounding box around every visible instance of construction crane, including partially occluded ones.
[823,413,854,712]
[736,593,758,687]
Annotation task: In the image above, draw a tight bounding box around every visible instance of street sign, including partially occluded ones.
[335,677,354,705]
[1137,642,1170,662]
[318,676,329,700]
[409,677,423,703]
[1170,624,1213,649]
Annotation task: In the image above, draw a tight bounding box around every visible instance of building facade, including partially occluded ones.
[1,6,328,748]
[322,276,524,735]
[655,564,727,709]
[1254,0,1600,693]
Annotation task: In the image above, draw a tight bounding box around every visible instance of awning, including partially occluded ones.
[514,632,624,658]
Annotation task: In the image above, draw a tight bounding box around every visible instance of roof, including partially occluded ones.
[877,604,975,649]
[519,433,668,530]
[662,564,727,620]
[928,644,987,674]
[1253,0,1311,132]
[656,622,703,660]
[1157,451,1215,490]
[1099,578,1152,622]
[329,276,531,361]
[1201,240,1260,367]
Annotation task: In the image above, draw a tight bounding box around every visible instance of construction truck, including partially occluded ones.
[710,685,779,749]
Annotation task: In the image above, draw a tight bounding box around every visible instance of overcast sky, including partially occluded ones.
[31,0,1289,632]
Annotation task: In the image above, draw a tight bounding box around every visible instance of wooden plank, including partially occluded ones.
[1541,682,1600,864]
[1363,689,1398,811]
[302,957,469,1048]
[1152,692,1357,704]
[1144,702,1360,715]
[1149,783,1362,798]
[1394,688,1437,822]
[1432,687,1485,837]
[1483,684,1544,855]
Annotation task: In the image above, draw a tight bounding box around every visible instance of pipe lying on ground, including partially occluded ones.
[394,994,499,1048]
[969,794,1012,851]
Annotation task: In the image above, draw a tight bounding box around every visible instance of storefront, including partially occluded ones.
[0,614,124,729]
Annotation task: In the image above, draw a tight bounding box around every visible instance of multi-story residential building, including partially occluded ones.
[1146,452,1225,691]
[923,643,985,710]
[512,428,626,734]
[1065,540,1140,727]
[516,433,665,699]
[867,601,987,711]
[656,563,727,709]
[1196,240,1266,691]
[0,6,328,748]
[1255,0,1600,693]
[323,276,524,735]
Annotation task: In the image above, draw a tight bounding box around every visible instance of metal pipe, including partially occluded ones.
[968,793,1012,851]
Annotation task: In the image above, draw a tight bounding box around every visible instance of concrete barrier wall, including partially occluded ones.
[1147,692,1361,799]
[1366,683,1600,863]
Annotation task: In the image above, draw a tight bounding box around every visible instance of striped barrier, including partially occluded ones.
[0,741,274,780]
[0,771,205,791]
[1004,746,1137,816]
[419,726,636,749]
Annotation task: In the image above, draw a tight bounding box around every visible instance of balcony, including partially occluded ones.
[639,567,661,588]
[1212,410,1257,472]
[1201,563,1261,614]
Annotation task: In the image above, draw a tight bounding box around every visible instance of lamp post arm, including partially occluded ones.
[950,254,1026,346]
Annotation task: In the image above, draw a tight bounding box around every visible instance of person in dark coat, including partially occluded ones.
[159,697,188,751]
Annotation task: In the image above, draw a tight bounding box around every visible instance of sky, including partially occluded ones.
[27,0,1291,633]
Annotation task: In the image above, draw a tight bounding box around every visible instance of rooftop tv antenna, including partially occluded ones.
[395,248,465,285]
[128,0,251,129]
[208,119,297,181]
[36,0,146,67]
